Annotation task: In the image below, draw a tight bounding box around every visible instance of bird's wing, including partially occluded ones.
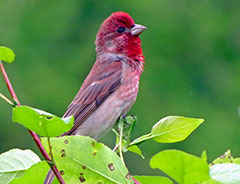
[63,60,122,135]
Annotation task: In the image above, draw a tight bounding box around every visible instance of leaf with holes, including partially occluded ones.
[0,149,40,184]
[0,46,15,63]
[131,116,204,145]
[12,106,74,137]
[211,150,234,165]
[150,150,210,184]
[41,136,134,184]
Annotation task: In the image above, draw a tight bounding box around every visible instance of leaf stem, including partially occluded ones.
[129,133,152,146]
[119,120,126,166]
[47,136,55,164]
[0,61,65,184]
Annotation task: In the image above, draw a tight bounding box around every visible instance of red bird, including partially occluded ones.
[44,11,146,183]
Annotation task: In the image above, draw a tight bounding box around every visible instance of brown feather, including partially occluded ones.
[63,60,122,135]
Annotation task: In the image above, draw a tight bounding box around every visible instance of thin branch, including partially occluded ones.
[0,61,65,184]
[112,129,119,152]
[0,61,20,105]
[0,92,14,106]
[112,143,119,152]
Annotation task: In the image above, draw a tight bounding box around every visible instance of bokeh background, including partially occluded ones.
[0,0,240,176]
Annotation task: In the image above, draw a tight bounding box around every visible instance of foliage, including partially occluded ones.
[150,150,210,183]
[210,163,240,184]
[41,136,134,184]
[0,149,40,184]
[5,102,240,184]
[10,161,49,184]
[0,54,214,184]
[0,46,15,63]
[133,176,173,184]
[12,106,74,137]
[130,116,204,145]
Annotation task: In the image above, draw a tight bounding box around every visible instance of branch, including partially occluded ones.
[0,61,65,184]
[132,176,141,184]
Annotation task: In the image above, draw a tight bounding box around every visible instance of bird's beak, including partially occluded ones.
[130,24,146,36]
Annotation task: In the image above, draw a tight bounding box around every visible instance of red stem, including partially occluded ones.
[0,62,65,184]
[132,176,141,184]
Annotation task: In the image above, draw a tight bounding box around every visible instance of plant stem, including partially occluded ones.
[132,176,141,184]
[112,143,119,152]
[47,136,55,164]
[119,122,126,166]
[0,92,14,106]
[0,61,20,105]
[0,61,65,184]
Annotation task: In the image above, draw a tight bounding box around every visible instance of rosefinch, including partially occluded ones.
[44,12,146,183]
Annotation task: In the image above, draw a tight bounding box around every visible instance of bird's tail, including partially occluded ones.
[44,169,55,184]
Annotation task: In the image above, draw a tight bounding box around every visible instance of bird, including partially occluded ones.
[44,11,146,184]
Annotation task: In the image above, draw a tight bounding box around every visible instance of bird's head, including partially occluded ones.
[96,12,146,62]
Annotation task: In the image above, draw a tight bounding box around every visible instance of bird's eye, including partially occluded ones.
[117,27,125,33]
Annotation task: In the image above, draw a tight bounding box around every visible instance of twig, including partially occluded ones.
[0,92,14,106]
[0,61,65,184]
[0,61,20,105]
[112,143,119,152]
[112,129,120,152]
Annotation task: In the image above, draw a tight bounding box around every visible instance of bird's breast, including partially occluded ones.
[73,60,140,140]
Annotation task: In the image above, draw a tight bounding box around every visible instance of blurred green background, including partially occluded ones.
[0,0,240,176]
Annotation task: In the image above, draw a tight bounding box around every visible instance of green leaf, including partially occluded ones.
[41,136,134,184]
[201,150,208,162]
[10,161,49,184]
[233,158,240,164]
[131,116,204,145]
[202,178,223,184]
[0,46,15,63]
[210,163,240,184]
[113,130,144,159]
[127,145,145,159]
[113,116,143,158]
[0,149,40,184]
[133,175,173,184]
[118,116,137,143]
[211,150,234,165]
[150,149,210,184]
[12,106,74,137]
[122,116,137,140]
